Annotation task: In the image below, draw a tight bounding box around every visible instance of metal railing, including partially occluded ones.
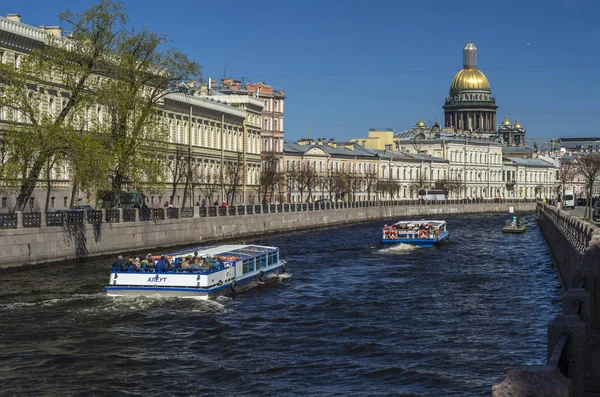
[537,203,594,253]
[0,199,537,230]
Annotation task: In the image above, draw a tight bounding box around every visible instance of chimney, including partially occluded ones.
[42,26,62,37]
[6,14,21,23]
[198,82,209,96]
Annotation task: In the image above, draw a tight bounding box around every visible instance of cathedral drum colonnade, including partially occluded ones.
[443,42,498,134]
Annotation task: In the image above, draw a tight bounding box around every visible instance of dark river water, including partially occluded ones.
[0,213,560,396]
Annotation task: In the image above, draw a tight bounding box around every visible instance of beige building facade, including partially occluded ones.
[0,14,262,211]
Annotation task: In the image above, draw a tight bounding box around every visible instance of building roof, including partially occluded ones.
[503,157,555,167]
[502,146,533,154]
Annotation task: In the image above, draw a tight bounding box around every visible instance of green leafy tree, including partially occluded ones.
[94,27,200,206]
[0,0,127,211]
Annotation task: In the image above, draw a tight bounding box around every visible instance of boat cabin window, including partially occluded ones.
[243,258,255,274]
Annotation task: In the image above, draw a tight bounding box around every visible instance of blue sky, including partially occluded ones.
[6,0,600,144]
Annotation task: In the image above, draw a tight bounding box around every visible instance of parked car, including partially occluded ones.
[576,198,587,206]
[315,199,332,205]
[73,204,95,212]
[593,201,600,221]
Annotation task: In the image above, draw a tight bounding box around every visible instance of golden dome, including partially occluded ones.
[450,68,490,91]
[415,116,427,128]
[514,118,522,129]
[501,115,511,125]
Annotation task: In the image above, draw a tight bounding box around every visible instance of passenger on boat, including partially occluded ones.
[180,257,190,270]
[113,255,125,269]
[155,256,168,271]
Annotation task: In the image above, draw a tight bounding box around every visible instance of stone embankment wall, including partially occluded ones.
[0,202,535,268]
[493,204,600,396]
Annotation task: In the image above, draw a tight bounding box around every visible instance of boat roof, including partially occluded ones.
[391,220,446,227]
[163,244,278,259]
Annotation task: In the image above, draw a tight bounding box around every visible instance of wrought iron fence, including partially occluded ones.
[0,213,18,229]
[180,208,194,218]
[64,211,84,225]
[123,209,136,222]
[22,212,41,228]
[106,210,120,223]
[152,208,165,220]
[46,212,63,226]
[167,207,179,219]
[140,208,152,221]
[0,199,542,229]
[87,211,102,223]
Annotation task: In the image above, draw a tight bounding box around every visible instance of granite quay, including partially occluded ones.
[0,199,535,268]
[494,203,600,397]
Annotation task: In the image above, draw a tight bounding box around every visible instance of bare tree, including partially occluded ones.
[300,162,318,203]
[576,153,600,220]
[409,170,428,198]
[284,167,298,203]
[557,158,577,204]
[364,171,378,201]
[322,169,338,202]
[181,158,200,209]
[260,154,278,204]
[347,172,364,202]
[222,153,244,205]
[378,180,400,200]
[434,178,464,199]
[333,171,349,201]
[195,164,219,205]
[166,146,187,206]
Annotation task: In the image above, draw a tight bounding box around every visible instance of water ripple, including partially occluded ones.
[0,213,560,396]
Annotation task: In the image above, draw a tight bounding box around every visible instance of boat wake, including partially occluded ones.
[378,244,417,254]
[100,295,231,314]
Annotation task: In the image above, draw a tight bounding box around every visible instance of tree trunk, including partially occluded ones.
[181,170,190,210]
[44,166,52,213]
[15,157,46,211]
[69,179,79,208]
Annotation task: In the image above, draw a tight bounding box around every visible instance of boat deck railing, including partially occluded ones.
[111,265,229,275]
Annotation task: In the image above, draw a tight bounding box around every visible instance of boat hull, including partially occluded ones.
[381,231,449,247]
[105,265,283,300]
[502,226,526,234]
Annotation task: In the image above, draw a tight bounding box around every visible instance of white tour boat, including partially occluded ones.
[105,244,286,299]
[380,220,449,247]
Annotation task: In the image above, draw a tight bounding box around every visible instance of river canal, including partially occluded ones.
[0,213,560,396]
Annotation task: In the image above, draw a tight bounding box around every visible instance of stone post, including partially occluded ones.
[548,314,586,397]
[134,208,139,222]
[40,211,46,228]
[100,209,106,223]
[118,208,124,223]
[193,205,200,218]
[16,211,23,229]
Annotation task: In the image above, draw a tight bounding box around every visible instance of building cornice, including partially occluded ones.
[0,16,47,44]
[165,93,246,118]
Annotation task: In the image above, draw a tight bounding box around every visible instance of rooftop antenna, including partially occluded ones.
[307,121,311,139]
[223,65,227,79]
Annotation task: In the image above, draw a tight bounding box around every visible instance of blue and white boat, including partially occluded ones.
[380,220,449,247]
[106,244,286,299]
